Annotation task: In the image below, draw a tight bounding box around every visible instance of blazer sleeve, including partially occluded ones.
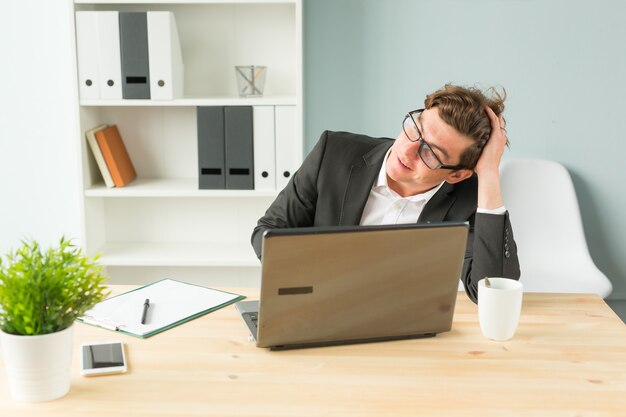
[462,211,521,303]
[250,131,329,258]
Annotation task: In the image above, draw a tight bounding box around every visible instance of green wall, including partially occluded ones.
[304,0,626,300]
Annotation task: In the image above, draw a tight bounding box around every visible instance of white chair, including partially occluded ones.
[499,159,612,297]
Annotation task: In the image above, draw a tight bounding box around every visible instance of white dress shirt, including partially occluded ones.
[359,149,505,226]
[359,149,444,225]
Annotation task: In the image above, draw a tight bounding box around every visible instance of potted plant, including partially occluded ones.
[0,237,108,402]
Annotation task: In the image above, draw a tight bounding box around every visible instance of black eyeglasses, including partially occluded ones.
[402,109,469,171]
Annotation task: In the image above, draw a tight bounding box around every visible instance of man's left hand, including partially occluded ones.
[474,106,507,209]
[475,106,508,177]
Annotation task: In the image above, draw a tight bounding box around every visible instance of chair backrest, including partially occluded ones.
[500,159,612,297]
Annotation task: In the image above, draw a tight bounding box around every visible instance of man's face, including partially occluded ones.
[386,107,473,197]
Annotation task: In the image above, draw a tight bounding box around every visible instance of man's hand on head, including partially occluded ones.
[474,106,507,209]
[475,106,508,178]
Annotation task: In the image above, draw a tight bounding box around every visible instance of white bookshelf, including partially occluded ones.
[71,0,302,286]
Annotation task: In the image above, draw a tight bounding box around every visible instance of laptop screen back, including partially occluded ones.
[256,222,469,349]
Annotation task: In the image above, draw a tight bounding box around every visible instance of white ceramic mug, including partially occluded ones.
[478,278,523,341]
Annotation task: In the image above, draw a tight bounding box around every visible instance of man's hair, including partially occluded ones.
[424,84,506,169]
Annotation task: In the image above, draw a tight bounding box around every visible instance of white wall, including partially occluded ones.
[0,1,81,253]
[305,0,626,300]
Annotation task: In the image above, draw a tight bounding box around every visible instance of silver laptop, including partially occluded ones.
[237,222,468,350]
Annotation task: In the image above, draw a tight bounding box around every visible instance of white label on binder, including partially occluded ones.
[75,12,100,100]
[147,11,184,100]
[253,106,276,190]
[275,106,297,190]
[96,11,123,100]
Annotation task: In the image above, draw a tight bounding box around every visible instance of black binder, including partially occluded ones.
[197,106,226,189]
[119,12,151,99]
[225,106,254,190]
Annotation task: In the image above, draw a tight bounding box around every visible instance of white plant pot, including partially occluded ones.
[0,324,74,402]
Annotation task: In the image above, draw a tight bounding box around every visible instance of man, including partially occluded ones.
[251,84,520,303]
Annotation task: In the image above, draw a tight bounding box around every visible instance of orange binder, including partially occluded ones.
[95,125,136,187]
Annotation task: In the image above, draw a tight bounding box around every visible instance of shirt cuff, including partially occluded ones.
[477,206,506,215]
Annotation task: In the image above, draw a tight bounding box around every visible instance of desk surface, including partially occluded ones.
[1,288,625,417]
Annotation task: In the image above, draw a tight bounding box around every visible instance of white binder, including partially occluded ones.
[96,12,123,100]
[75,12,100,100]
[253,106,276,190]
[275,106,297,190]
[147,11,184,100]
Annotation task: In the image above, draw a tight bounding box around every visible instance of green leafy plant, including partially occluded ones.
[0,237,109,336]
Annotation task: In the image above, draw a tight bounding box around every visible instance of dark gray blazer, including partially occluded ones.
[252,131,520,303]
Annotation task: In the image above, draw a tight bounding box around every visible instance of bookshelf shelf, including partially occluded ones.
[98,242,259,267]
[80,96,297,107]
[75,0,295,5]
[72,0,302,284]
[85,178,279,197]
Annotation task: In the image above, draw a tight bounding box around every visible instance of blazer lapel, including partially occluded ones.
[418,182,457,223]
[339,141,392,225]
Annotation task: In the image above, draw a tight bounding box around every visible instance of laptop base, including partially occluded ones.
[236,300,437,350]
[267,332,437,351]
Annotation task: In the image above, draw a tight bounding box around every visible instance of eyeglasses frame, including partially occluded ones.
[403,109,471,171]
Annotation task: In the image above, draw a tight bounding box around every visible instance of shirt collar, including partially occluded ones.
[374,148,445,202]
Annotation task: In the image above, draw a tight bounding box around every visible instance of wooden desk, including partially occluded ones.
[1,288,625,416]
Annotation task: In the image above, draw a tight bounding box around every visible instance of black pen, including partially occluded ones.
[141,299,150,324]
